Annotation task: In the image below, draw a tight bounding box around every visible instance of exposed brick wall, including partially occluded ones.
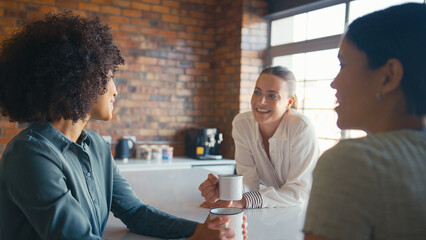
[0,0,267,159]
[214,0,267,158]
[213,0,243,158]
[240,0,268,112]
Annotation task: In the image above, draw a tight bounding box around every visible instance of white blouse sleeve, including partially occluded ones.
[232,118,260,193]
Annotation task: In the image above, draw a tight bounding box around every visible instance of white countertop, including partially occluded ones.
[102,168,306,240]
[115,157,236,172]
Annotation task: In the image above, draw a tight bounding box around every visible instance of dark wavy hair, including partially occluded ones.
[345,3,426,116]
[0,11,124,123]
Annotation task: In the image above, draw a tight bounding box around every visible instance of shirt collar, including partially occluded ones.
[29,122,91,153]
[254,110,290,143]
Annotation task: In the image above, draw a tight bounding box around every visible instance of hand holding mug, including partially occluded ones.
[209,207,247,240]
[198,173,220,203]
[188,213,247,240]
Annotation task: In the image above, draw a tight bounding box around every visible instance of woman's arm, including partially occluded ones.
[110,160,199,238]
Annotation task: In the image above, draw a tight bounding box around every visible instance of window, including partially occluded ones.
[267,0,425,153]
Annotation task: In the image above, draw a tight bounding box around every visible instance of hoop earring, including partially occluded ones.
[376,92,384,101]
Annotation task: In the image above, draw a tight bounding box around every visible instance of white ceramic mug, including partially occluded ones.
[219,174,243,201]
[209,207,244,240]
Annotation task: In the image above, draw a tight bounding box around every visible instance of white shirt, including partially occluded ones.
[232,110,319,208]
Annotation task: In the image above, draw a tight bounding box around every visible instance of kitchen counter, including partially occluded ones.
[116,156,236,173]
[103,168,306,240]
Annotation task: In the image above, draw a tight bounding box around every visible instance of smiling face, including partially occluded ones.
[89,72,117,121]
[332,37,383,131]
[251,73,294,128]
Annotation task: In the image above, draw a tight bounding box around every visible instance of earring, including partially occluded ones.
[376,92,384,101]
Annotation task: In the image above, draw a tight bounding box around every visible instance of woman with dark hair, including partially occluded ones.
[304,3,426,240]
[0,12,245,240]
[199,66,319,208]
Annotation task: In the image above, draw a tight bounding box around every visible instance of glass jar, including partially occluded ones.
[136,145,151,160]
[150,146,162,161]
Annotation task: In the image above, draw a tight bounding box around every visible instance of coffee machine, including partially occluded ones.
[186,128,223,160]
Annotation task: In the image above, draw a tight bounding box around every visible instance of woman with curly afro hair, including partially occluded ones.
[0,12,245,240]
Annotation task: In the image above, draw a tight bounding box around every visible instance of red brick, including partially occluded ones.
[108,23,119,31]
[197,35,213,41]
[131,18,150,26]
[139,27,158,35]
[38,6,60,14]
[78,2,100,12]
[109,15,130,24]
[33,0,55,5]
[162,14,179,23]
[131,2,151,11]
[178,74,193,81]
[0,121,15,128]
[203,41,215,48]
[0,18,15,26]
[186,40,201,47]
[180,17,197,25]
[251,0,267,8]
[137,57,158,65]
[178,32,195,40]
[4,128,21,136]
[120,24,139,33]
[187,26,203,33]
[185,54,199,61]
[56,0,78,8]
[189,11,204,19]
[195,62,210,69]
[140,0,160,4]
[0,137,13,144]
[186,68,202,75]
[28,12,44,19]
[101,6,121,15]
[152,5,169,14]
[91,0,112,4]
[158,30,176,38]
[163,0,180,8]
[123,9,142,18]
[112,0,131,8]
[0,1,19,9]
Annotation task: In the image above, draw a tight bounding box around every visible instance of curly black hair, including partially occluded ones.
[0,11,124,123]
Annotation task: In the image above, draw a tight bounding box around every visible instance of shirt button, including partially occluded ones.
[86,172,92,177]
[93,199,98,205]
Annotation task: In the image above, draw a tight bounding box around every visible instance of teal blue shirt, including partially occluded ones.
[0,122,198,239]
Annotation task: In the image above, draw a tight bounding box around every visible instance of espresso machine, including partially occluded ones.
[186,128,223,160]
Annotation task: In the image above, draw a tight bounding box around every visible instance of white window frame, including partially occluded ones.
[265,0,425,145]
